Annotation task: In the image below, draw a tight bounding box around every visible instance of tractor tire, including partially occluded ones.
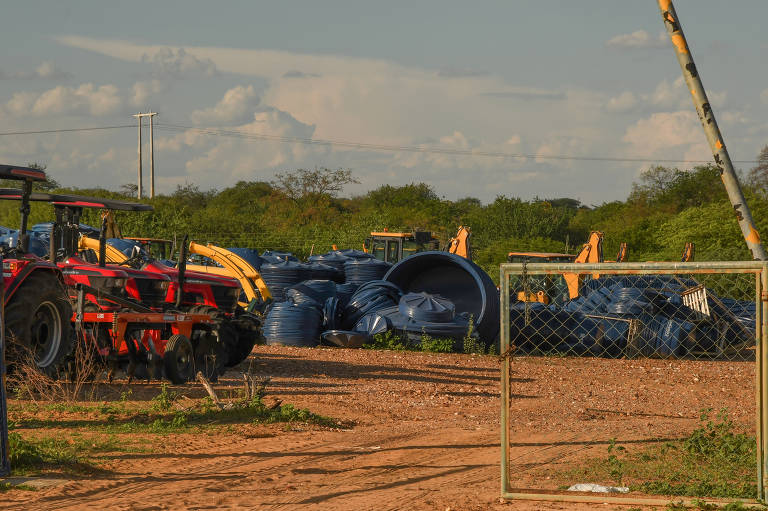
[229,313,263,367]
[192,329,226,381]
[5,272,73,377]
[184,305,239,368]
[163,334,195,384]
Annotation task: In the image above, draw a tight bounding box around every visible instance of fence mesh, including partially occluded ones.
[500,261,766,506]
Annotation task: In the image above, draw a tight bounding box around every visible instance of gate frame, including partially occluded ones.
[500,261,768,508]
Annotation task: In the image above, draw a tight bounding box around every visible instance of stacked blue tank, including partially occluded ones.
[513,276,754,358]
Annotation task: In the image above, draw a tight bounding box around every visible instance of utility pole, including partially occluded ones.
[657,0,766,260]
[132,111,158,199]
[149,112,156,198]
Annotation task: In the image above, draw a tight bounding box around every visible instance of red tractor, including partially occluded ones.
[0,166,73,377]
[94,236,259,369]
[47,196,252,374]
[0,188,219,382]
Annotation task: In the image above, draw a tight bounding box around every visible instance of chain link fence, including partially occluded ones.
[500,261,767,507]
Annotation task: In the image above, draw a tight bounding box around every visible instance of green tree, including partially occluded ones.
[272,167,358,206]
[747,145,768,194]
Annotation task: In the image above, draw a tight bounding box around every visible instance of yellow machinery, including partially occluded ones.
[364,226,472,263]
[79,236,272,309]
[446,226,472,259]
[509,231,616,303]
[125,237,174,260]
[364,229,440,263]
[79,235,127,264]
[185,242,272,308]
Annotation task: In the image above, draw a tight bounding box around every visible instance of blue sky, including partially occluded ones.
[1,1,767,204]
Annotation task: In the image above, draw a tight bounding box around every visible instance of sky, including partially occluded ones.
[1,1,767,205]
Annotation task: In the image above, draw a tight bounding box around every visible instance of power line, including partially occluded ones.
[0,121,761,165]
[0,125,135,136]
[156,122,760,165]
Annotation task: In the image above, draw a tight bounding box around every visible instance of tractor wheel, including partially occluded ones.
[184,305,239,368]
[163,334,195,384]
[192,329,226,381]
[229,313,263,367]
[5,272,73,377]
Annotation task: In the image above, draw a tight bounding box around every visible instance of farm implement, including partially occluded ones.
[0,184,230,382]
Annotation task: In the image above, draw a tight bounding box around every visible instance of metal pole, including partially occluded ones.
[0,253,8,478]
[657,0,767,261]
[760,266,768,500]
[134,113,143,199]
[149,113,155,199]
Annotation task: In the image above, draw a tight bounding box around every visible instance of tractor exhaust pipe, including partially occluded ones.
[175,234,189,308]
[98,216,107,267]
[657,0,766,260]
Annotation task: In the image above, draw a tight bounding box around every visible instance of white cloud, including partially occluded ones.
[0,61,72,81]
[623,111,702,155]
[2,83,122,118]
[190,85,260,125]
[33,62,72,80]
[131,79,167,107]
[140,47,217,78]
[606,30,667,49]
[606,77,726,114]
[605,91,638,113]
[43,35,755,203]
[480,88,565,100]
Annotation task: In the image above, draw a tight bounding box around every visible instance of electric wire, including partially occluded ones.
[0,125,134,136]
[155,122,760,164]
[0,121,760,165]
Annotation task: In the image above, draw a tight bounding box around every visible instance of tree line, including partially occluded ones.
[2,145,768,280]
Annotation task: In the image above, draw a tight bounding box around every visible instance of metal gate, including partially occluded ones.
[500,261,767,507]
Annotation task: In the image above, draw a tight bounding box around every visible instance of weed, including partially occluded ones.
[462,315,486,355]
[419,331,454,353]
[7,431,100,475]
[665,501,746,511]
[561,410,756,499]
[149,384,177,413]
[364,330,410,351]
[0,482,36,492]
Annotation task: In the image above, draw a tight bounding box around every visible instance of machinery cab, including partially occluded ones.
[125,237,174,261]
[506,252,576,305]
[365,230,440,264]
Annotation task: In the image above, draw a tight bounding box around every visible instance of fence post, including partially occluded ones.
[761,265,768,501]
[499,266,510,496]
[0,253,8,477]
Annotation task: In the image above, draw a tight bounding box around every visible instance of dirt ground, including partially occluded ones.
[3,345,756,511]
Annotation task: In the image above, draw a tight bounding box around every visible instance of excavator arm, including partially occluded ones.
[78,235,130,264]
[186,242,272,306]
[563,231,605,299]
[446,226,472,260]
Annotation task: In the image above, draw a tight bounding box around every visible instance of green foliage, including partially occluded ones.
[149,384,177,412]
[7,431,107,475]
[462,315,487,355]
[0,163,761,275]
[419,332,454,353]
[364,331,410,351]
[564,409,757,499]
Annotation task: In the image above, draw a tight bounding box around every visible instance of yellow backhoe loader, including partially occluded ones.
[184,242,272,309]
[79,236,272,310]
[363,225,472,263]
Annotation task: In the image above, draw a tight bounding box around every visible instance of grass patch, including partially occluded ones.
[0,482,37,492]
[562,409,756,499]
[364,328,493,355]
[11,384,344,434]
[7,430,113,476]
